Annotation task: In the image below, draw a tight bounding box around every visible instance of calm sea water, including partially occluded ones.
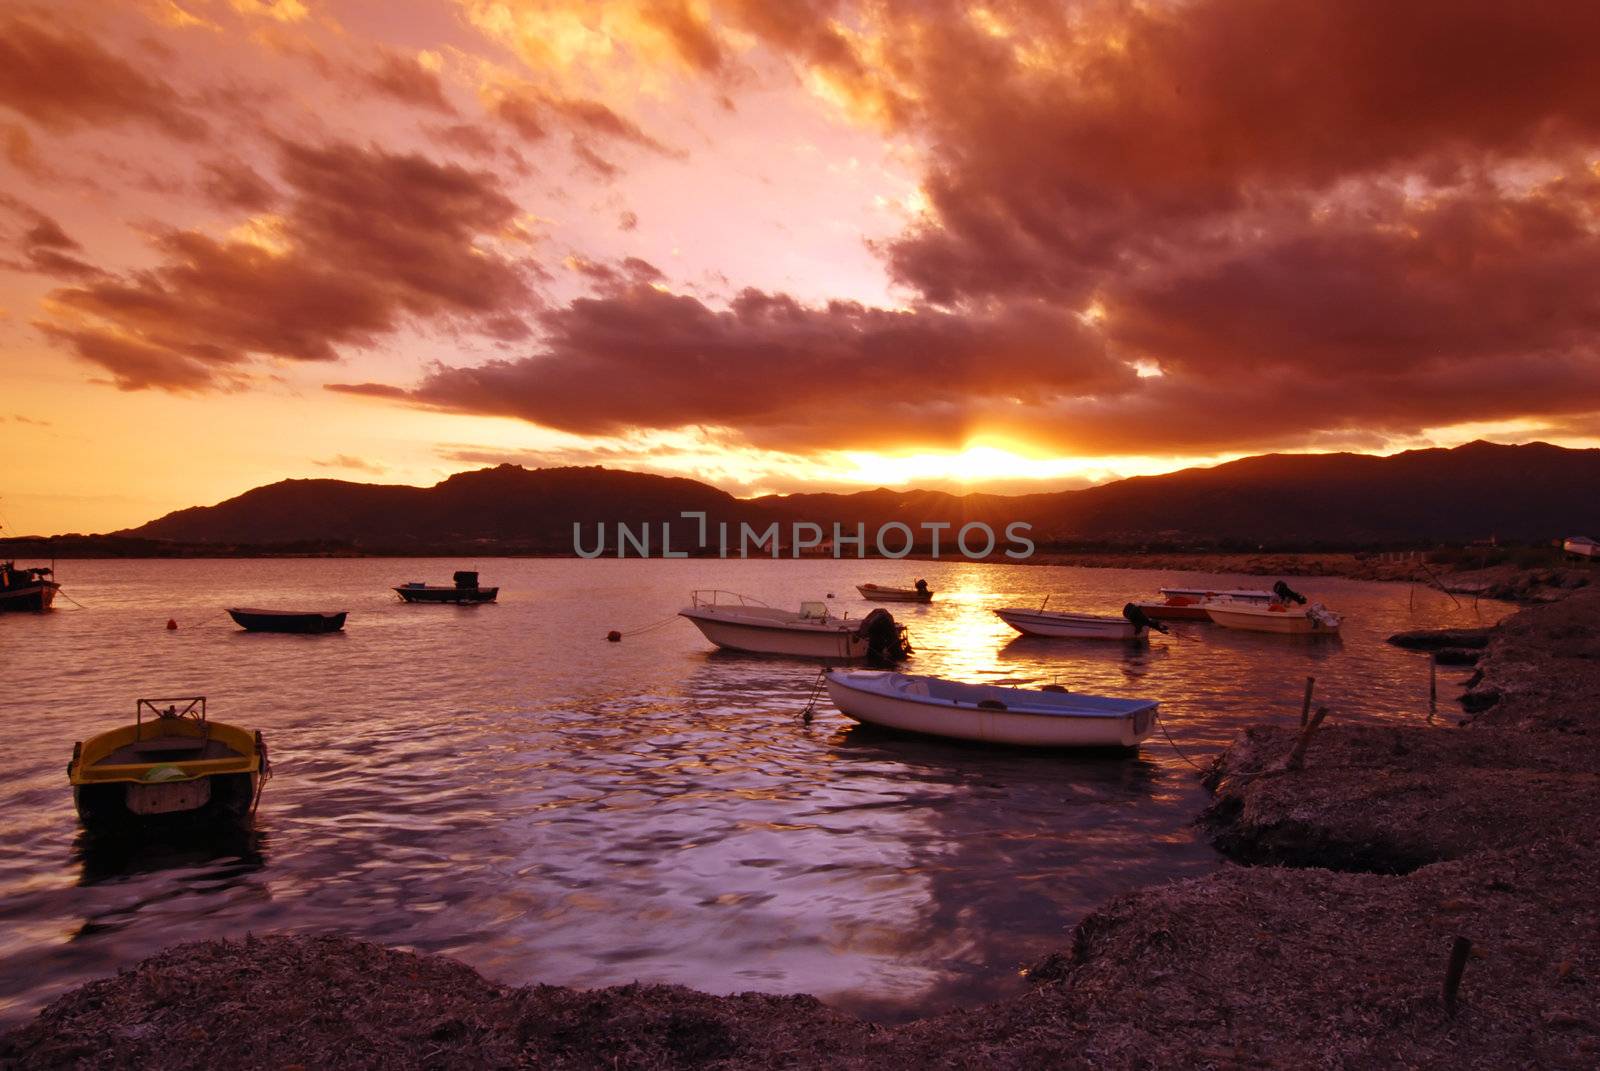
[0,558,1510,1027]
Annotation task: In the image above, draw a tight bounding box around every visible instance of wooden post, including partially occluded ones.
[1429,658,1438,716]
[1284,706,1330,771]
[1443,936,1472,1017]
[1300,676,1316,727]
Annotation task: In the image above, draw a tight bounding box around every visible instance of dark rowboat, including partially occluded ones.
[1,560,60,612]
[394,570,498,604]
[226,607,347,633]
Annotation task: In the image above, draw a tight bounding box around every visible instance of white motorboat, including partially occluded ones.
[1205,601,1342,634]
[679,590,910,660]
[994,601,1165,640]
[1564,536,1598,559]
[857,581,933,603]
[825,670,1157,748]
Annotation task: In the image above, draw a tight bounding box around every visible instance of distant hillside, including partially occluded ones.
[122,465,773,552]
[115,442,1600,551]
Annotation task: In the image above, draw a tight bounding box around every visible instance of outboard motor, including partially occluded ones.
[1272,580,1307,605]
[1122,602,1169,635]
[453,570,479,590]
[856,608,912,663]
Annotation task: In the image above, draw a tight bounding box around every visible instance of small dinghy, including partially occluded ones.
[825,670,1157,748]
[394,570,498,604]
[1204,582,1341,634]
[227,607,347,633]
[857,580,934,603]
[679,590,911,660]
[995,601,1167,640]
[68,697,267,830]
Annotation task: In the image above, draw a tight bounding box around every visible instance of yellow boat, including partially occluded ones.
[68,697,267,830]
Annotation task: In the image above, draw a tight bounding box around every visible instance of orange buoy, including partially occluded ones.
[606,630,622,642]
[166,618,178,630]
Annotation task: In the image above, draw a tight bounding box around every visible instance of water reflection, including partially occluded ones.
[0,558,1513,1029]
[75,827,267,887]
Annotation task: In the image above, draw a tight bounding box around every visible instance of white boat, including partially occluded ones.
[679,590,909,660]
[1205,601,1342,634]
[825,670,1157,748]
[857,582,933,603]
[994,602,1163,640]
[1563,536,1598,559]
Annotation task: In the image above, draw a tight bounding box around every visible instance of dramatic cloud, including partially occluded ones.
[0,14,206,139]
[331,283,1129,452]
[362,48,456,114]
[198,159,279,211]
[0,197,103,279]
[40,139,535,389]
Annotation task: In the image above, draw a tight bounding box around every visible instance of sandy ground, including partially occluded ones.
[5,592,1597,1069]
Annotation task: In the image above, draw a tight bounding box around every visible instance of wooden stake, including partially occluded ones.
[1300,676,1316,727]
[1443,936,1472,1017]
[1429,658,1438,715]
[1285,706,1330,771]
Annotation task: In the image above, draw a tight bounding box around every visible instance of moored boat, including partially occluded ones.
[1203,581,1340,634]
[226,607,348,633]
[0,560,60,612]
[1133,586,1275,621]
[67,697,267,830]
[1205,601,1342,634]
[995,601,1167,640]
[1564,536,1598,560]
[825,670,1156,748]
[857,580,933,603]
[395,570,498,604]
[679,590,910,660]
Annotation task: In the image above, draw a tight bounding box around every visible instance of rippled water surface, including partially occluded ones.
[0,558,1512,1027]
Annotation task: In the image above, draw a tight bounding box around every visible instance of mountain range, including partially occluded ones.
[90,440,1600,553]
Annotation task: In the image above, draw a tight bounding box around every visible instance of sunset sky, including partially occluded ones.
[4,1,1600,534]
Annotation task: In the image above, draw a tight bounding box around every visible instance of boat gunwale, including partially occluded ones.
[827,671,1154,720]
[678,606,862,634]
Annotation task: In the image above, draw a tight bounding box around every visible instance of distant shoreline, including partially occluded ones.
[7,539,1589,603]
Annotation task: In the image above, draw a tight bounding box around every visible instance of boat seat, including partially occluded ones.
[131,737,207,754]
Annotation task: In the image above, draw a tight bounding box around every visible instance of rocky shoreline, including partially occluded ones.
[5,593,1596,1068]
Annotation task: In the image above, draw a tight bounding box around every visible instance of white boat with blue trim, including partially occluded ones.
[825,670,1157,748]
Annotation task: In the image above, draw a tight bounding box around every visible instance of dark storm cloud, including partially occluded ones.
[40,140,534,390]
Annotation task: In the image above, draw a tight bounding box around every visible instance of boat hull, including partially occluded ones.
[69,716,265,831]
[227,608,347,633]
[1132,598,1211,621]
[995,608,1143,640]
[0,581,58,612]
[680,609,868,658]
[826,672,1154,748]
[1205,605,1340,634]
[72,773,259,830]
[394,586,499,604]
[856,585,932,603]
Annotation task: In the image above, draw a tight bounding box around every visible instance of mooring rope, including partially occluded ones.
[799,667,828,724]
[1156,708,1208,773]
